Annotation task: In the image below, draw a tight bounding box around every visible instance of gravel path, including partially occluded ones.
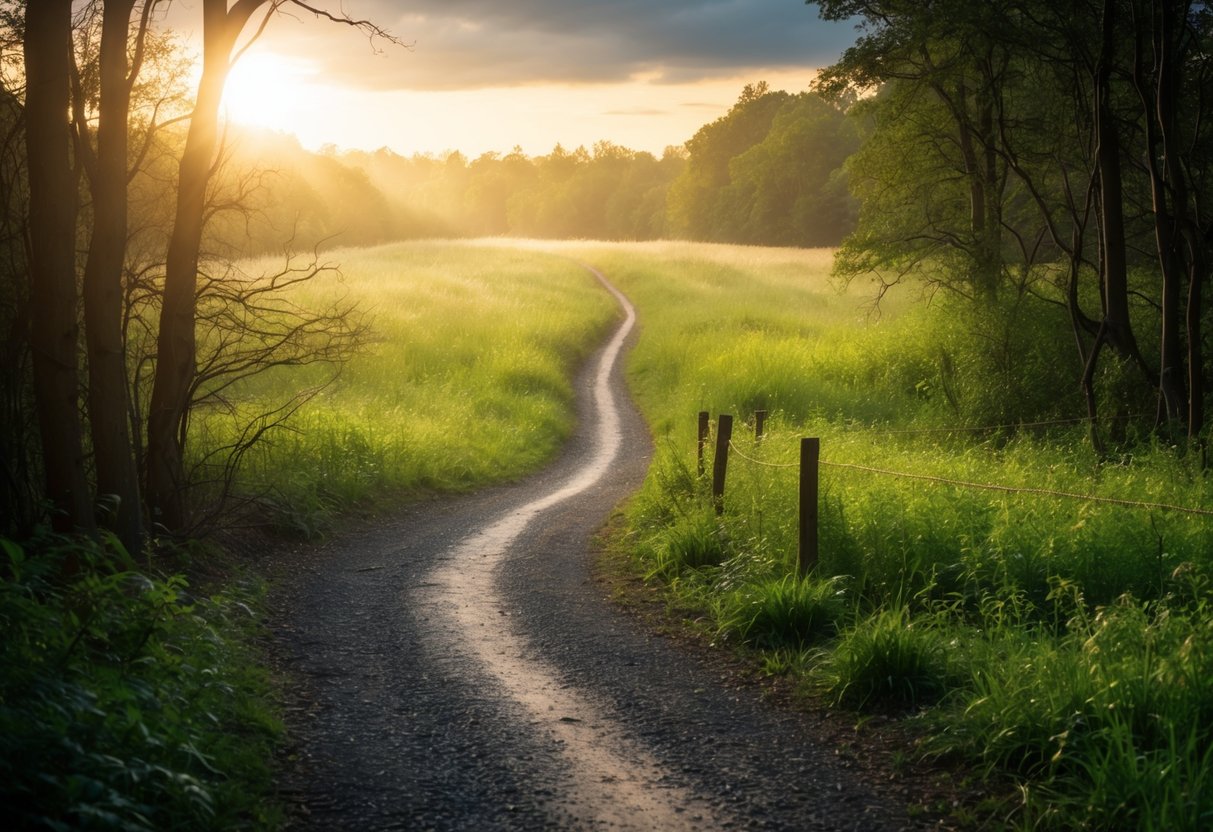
[267,265,929,830]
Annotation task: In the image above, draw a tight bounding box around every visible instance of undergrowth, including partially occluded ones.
[0,533,281,831]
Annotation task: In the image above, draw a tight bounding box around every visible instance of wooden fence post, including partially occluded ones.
[711,414,733,515]
[755,410,767,441]
[697,411,710,478]
[798,437,819,575]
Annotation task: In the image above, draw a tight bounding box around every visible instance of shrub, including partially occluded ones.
[0,534,281,831]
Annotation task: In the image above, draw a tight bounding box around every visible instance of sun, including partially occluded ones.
[220,51,317,133]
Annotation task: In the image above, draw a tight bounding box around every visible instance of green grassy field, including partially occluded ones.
[561,241,1213,830]
[197,241,619,533]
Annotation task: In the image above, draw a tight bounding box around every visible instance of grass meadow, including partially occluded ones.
[196,241,618,533]
[562,241,1213,830]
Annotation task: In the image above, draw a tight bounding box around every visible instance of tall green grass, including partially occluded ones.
[195,241,617,533]
[566,241,1213,829]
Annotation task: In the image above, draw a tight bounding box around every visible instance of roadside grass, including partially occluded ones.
[567,241,1213,829]
[196,241,617,534]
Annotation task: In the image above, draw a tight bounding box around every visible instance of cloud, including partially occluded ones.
[252,0,856,91]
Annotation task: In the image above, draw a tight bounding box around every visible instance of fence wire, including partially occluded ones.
[839,413,1144,437]
[819,459,1213,516]
[727,440,798,469]
[718,430,1212,518]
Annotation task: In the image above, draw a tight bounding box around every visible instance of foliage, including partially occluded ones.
[666,84,859,246]
[0,534,282,831]
[810,0,1213,442]
[931,575,1213,830]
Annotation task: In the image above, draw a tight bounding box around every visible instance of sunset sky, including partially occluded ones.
[172,1,859,157]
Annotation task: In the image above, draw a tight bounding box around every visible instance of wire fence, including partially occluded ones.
[719,421,1212,517]
[700,410,1211,574]
[852,413,1133,436]
[817,458,1213,517]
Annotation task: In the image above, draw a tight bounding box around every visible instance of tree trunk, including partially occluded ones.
[1094,0,1145,370]
[1145,0,1188,426]
[952,79,1000,298]
[145,0,268,531]
[1188,245,1205,439]
[83,0,144,552]
[23,0,94,534]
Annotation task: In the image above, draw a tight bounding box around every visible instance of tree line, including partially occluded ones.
[808,0,1211,453]
[205,84,858,253]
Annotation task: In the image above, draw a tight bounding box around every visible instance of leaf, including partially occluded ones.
[2,538,25,579]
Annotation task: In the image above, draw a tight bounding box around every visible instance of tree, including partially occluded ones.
[813,0,1014,299]
[145,0,398,531]
[724,93,859,246]
[807,0,1212,446]
[73,0,161,552]
[23,0,94,533]
[666,83,791,241]
[0,41,37,535]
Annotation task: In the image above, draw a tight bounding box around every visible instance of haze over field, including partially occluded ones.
[164,0,861,155]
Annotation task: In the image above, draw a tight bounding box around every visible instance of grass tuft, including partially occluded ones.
[821,606,961,709]
[715,575,846,650]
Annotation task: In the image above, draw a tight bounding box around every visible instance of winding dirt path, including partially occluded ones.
[268,264,926,830]
[425,269,724,829]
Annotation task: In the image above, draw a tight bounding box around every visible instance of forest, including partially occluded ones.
[1,0,1211,829]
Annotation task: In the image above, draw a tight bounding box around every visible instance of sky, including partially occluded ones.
[169,1,860,158]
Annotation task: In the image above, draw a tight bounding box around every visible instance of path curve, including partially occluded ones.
[426,268,721,829]
[268,263,926,830]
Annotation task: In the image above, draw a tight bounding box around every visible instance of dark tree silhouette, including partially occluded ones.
[23,0,94,534]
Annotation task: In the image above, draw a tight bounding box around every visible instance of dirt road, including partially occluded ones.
[268,265,925,830]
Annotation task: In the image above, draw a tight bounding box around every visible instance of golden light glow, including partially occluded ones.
[221,52,319,132]
[211,45,816,158]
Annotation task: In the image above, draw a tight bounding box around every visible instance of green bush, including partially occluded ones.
[0,534,281,832]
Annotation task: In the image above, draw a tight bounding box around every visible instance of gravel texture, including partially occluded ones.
[266,267,935,830]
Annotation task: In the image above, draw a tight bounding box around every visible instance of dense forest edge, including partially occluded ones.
[1,0,1212,829]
